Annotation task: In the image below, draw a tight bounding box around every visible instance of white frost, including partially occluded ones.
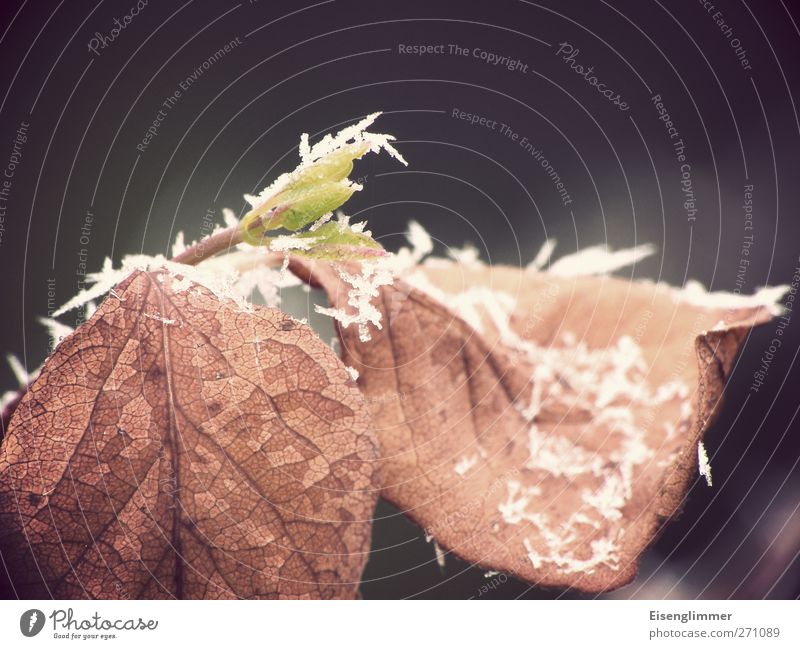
[1,390,19,411]
[386,220,434,274]
[454,453,479,477]
[433,540,446,569]
[675,280,788,316]
[269,235,317,252]
[38,317,74,346]
[143,313,179,326]
[6,354,28,387]
[406,221,433,259]
[548,243,655,277]
[200,248,302,308]
[526,425,604,478]
[498,481,542,525]
[308,212,333,232]
[423,533,447,569]
[698,441,713,487]
[527,238,557,271]
[447,242,481,267]
[315,262,394,342]
[222,208,239,228]
[522,524,621,576]
[171,231,187,257]
[299,112,408,167]
[246,112,407,213]
[53,254,255,317]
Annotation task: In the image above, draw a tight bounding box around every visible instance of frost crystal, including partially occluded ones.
[299,112,407,167]
[222,208,239,228]
[269,235,318,252]
[405,221,433,260]
[698,441,713,487]
[423,533,447,569]
[199,248,301,308]
[386,220,433,274]
[53,254,254,316]
[454,453,479,476]
[143,313,179,326]
[433,540,446,569]
[0,390,19,411]
[675,280,789,315]
[171,231,187,257]
[245,112,406,214]
[491,328,689,570]
[521,517,622,575]
[38,317,74,344]
[498,481,543,525]
[6,354,28,386]
[315,262,394,342]
[547,243,655,276]
[527,238,557,270]
[447,242,481,267]
[308,212,333,232]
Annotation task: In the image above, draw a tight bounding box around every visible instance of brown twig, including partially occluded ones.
[171,206,290,266]
[171,224,244,265]
[168,217,327,293]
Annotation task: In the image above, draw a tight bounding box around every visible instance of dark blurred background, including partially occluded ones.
[0,0,798,599]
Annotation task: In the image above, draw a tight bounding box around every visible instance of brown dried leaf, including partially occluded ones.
[0,270,377,599]
[298,257,779,591]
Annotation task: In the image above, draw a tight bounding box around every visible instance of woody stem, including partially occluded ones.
[170,224,244,265]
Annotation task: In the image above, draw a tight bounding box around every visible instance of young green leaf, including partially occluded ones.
[239,114,405,255]
[291,221,387,261]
